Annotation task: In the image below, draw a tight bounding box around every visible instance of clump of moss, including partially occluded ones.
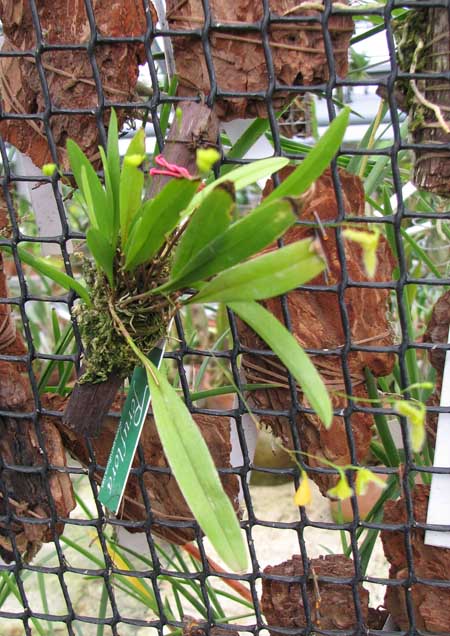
[76,261,169,383]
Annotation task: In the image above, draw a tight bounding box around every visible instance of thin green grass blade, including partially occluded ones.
[364,368,400,467]
[228,300,332,428]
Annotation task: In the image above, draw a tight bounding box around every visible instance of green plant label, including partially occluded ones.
[98,345,165,513]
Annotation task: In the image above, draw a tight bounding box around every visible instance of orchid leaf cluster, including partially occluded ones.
[4,108,351,571]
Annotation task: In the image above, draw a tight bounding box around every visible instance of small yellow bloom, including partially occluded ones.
[196,148,220,174]
[42,163,57,177]
[394,399,426,452]
[294,470,312,507]
[342,227,380,279]
[124,154,145,168]
[327,475,353,501]
[355,468,386,496]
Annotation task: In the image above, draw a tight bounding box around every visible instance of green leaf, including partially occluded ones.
[66,139,109,231]
[264,108,350,203]
[185,157,289,217]
[107,109,121,238]
[119,128,146,243]
[2,245,91,306]
[190,238,325,303]
[146,363,248,572]
[86,227,115,287]
[124,178,200,271]
[228,301,332,428]
[159,198,298,292]
[171,182,235,278]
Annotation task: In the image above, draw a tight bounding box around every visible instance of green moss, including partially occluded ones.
[77,261,168,383]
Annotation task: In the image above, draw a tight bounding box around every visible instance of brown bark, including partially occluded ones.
[0,370,75,562]
[381,485,450,632]
[0,207,75,562]
[167,0,353,120]
[237,168,395,493]
[0,0,150,168]
[261,554,369,633]
[412,8,450,194]
[47,393,239,545]
[423,289,449,444]
[183,616,239,636]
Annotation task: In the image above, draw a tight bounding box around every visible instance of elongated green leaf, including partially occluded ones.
[67,139,109,231]
[86,227,115,287]
[107,109,121,238]
[124,178,200,271]
[190,238,325,303]
[185,157,289,217]
[159,198,297,293]
[146,363,248,572]
[98,146,117,247]
[228,301,332,428]
[172,183,235,278]
[80,166,99,230]
[265,108,350,203]
[119,128,146,243]
[1,245,91,306]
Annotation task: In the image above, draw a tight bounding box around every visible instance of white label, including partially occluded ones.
[425,324,450,548]
[15,152,73,255]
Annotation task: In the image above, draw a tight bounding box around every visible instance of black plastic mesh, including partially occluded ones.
[0,1,450,634]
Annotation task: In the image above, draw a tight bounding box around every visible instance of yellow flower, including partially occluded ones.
[294,470,312,507]
[42,163,57,177]
[327,475,353,501]
[342,227,380,278]
[124,153,145,168]
[196,148,220,174]
[394,399,426,452]
[355,468,386,496]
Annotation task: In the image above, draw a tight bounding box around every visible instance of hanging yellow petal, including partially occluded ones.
[294,470,312,507]
[327,475,353,501]
[355,468,387,496]
[394,399,426,452]
[342,227,380,278]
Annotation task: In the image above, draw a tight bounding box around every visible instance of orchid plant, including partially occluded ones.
[4,107,350,571]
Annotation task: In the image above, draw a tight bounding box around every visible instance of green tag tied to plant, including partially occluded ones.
[98,345,165,513]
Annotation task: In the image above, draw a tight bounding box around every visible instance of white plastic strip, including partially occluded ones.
[425,323,450,548]
[15,152,72,255]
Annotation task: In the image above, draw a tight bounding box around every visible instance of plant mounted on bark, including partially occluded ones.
[2,107,350,571]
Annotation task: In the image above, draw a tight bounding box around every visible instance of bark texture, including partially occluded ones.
[238,168,395,493]
[167,0,353,120]
[0,0,150,167]
[0,216,74,562]
[261,554,369,633]
[381,485,450,632]
[395,8,450,195]
[423,289,449,444]
[183,616,239,636]
[47,393,239,545]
